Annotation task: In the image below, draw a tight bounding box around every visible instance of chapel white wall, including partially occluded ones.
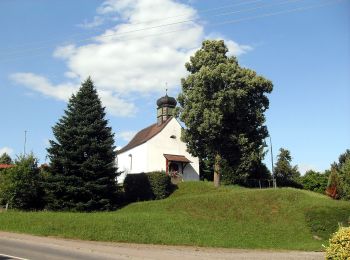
[147,118,199,180]
[117,143,148,183]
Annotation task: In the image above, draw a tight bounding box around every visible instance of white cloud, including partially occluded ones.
[225,40,253,57]
[78,16,105,29]
[10,0,253,118]
[10,73,77,101]
[207,33,253,57]
[53,44,76,59]
[10,73,136,117]
[0,147,14,156]
[118,131,136,142]
[97,89,136,117]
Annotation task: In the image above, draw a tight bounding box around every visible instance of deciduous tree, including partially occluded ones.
[0,153,44,209]
[177,40,273,186]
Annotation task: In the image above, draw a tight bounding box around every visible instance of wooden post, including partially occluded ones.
[5,203,8,211]
[165,158,169,175]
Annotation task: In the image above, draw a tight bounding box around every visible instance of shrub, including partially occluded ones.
[299,170,329,194]
[147,171,174,200]
[0,153,44,210]
[123,171,174,202]
[325,226,350,259]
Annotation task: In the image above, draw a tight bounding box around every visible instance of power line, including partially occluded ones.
[0,0,263,53]
[0,0,344,63]
[0,0,303,57]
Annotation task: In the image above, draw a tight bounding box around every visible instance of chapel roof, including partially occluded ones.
[0,164,14,169]
[117,117,173,154]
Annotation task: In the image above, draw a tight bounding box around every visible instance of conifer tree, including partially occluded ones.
[273,148,301,187]
[46,77,118,211]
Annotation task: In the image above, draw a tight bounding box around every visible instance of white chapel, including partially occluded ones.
[116,94,200,183]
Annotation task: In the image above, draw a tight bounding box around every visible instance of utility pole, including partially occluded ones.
[269,135,276,188]
[24,130,27,156]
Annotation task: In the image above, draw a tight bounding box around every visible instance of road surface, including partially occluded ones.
[0,231,324,260]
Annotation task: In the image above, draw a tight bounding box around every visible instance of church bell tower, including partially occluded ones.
[156,92,177,125]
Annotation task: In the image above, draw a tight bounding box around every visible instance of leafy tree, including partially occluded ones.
[326,149,350,200]
[274,148,301,187]
[338,156,350,200]
[0,153,44,210]
[46,77,118,211]
[299,170,329,194]
[177,40,273,186]
[332,149,350,170]
[0,153,12,164]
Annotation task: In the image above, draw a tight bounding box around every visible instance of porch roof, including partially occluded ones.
[163,154,192,163]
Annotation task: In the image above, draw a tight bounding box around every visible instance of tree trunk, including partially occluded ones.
[214,153,221,187]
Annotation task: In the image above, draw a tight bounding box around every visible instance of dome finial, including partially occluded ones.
[165,82,168,96]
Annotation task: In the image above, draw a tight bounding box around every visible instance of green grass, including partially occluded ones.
[0,181,349,251]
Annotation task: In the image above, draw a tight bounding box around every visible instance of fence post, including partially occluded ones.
[5,203,8,211]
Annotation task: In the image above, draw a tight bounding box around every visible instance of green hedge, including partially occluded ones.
[123,171,175,202]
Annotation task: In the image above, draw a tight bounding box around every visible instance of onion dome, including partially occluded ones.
[156,94,177,108]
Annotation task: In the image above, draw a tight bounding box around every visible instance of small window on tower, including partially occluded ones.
[170,135,176,139]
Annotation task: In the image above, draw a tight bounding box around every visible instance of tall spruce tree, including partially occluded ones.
[46,77,118,211]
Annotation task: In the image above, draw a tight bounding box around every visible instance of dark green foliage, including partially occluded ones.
[0,153,44,210]
[177,40,273,184]
[274,148,302,188]
[199,157,214,181]
[221,158,271,187]
[338,157,350,200]
[299,170,329,194]
[46,77,118,211]
[0,153,12,165]
[332,150,350,200]
[325,149,350,200]
[123,172,174,202]
[123,173,152,202]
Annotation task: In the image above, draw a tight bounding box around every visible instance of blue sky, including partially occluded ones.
[0,0,349,174]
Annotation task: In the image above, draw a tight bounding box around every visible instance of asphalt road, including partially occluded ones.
[0,231,324,260]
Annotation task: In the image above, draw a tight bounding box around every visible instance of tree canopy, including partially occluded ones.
[327,149,350,200]
[274,148,301,187]
[0,153,12,165]
[0,153,44,210]
[46,77,118,211]
[177,40,273,186]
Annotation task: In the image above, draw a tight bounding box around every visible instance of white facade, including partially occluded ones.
[117,117,199,183]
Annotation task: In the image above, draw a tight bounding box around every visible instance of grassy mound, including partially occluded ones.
[0,182,349,250]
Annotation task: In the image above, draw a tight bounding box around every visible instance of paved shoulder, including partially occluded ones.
[0,231,324,260]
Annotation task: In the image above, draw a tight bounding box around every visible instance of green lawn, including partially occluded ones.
[0,182,349,250]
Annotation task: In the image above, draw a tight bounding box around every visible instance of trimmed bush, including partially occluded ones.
[123,171,174,202]
[326,226,350,259]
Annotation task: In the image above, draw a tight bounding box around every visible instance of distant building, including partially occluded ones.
[116,94,199,183]
[0,164,14,170]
